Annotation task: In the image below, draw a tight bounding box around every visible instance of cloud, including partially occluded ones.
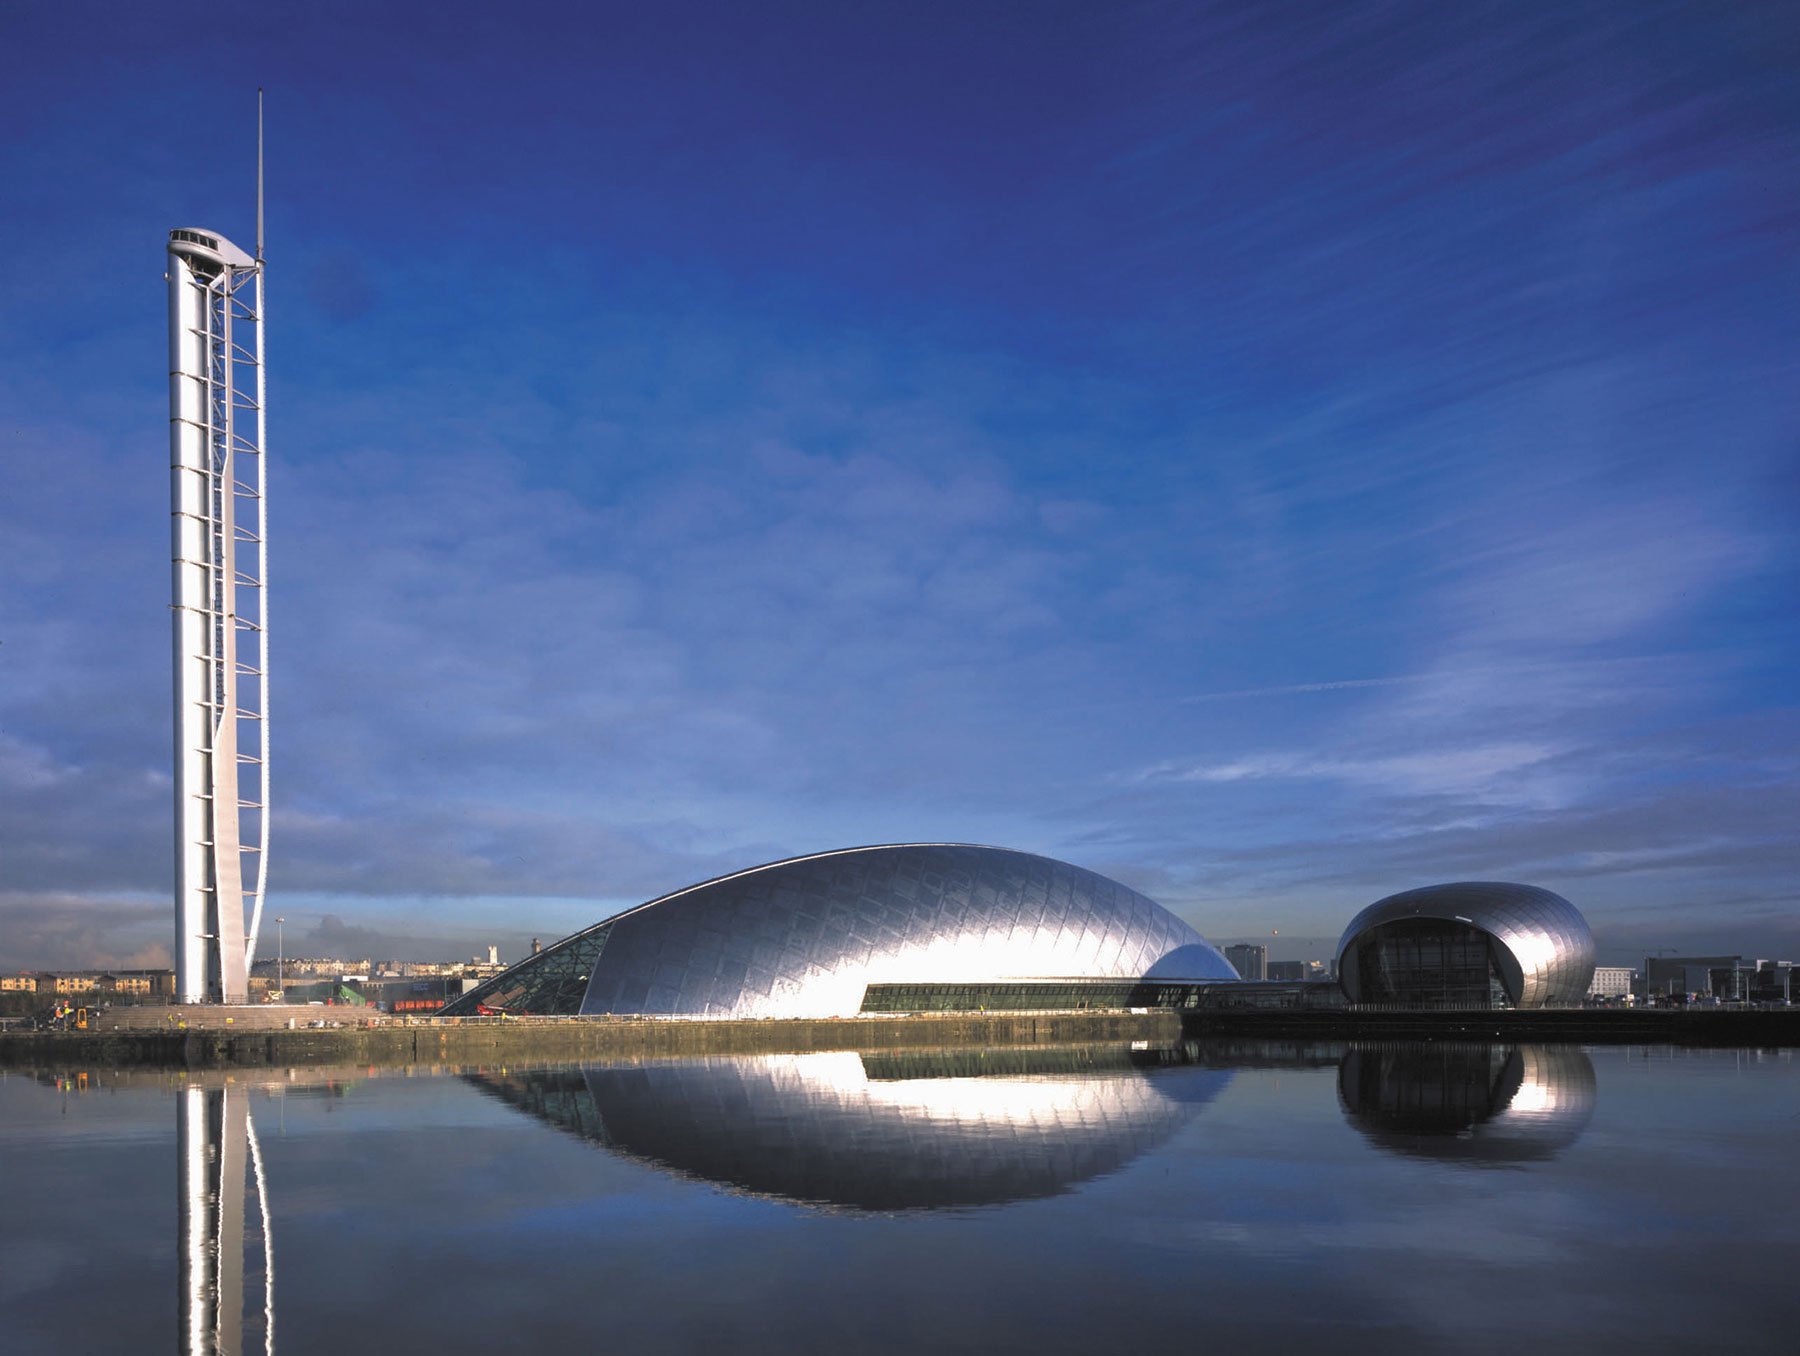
[1131,742,1560,800]
[1178,655,1672,706]
[0,730,76,794]
[0,894,171,973]
[0,319,1134,957]
[0,730,168,894]
[1441,509,1760,651]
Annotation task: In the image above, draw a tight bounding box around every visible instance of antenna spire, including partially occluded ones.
[256,88,265,262]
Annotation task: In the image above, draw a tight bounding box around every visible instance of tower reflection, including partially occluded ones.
[1336,1043,1596,1164]
[469,1044,1232,1210]
[178,1081,275,1355]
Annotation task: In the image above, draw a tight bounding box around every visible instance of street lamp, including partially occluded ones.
[275,916,285,1002]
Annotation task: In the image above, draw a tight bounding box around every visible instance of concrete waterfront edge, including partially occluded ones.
[2,1006,1797,1070]
[0,1011,1184,1069]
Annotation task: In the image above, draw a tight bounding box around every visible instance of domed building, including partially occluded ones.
[441,843,1236,1020]
[1335,882,1595,1009]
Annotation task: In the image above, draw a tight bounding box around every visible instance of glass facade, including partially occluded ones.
[1351,919,1511,1008]
[1336,882,1596,1008]
[864,980,1184,1012]
[861,978,1346,1012]
[1186,980,1347,1011]
[447,844,1236,1020]
[442,923,612,1016]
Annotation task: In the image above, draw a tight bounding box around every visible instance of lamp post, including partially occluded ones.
[275,916,285,1002]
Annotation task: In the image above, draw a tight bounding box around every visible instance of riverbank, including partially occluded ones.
[0,1010,1181,1069]
[1182,1005,1800,1045]
[2,1004,1796,1069]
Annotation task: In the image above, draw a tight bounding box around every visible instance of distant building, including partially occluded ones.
[1588,967,1634,999]
[15,970,175,998]
[3,965,171,1001]
[1642,956,1741,999]
[1694,960,1794,1003]
[1266,960,1330,983]
[1709,965,1748,1002]
[265,957,375,979]
[1750,962,1793,1004]
[1223,944,1266,981]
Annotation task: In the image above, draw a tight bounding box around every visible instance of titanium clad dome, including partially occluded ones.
[1336,881,1596,1008]
[442,843,1236,1020]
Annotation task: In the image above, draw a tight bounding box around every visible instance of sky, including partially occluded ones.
[0,1,1795,972]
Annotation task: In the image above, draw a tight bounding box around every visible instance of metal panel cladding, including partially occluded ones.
[1336,882,1596,1008]
[561,843,1235,1019]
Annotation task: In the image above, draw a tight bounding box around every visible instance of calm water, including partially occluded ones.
[2,1042,1796,1355]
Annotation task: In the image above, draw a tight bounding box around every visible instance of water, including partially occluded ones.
[2,1042,1795,1354]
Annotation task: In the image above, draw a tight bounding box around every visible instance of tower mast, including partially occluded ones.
[167,97,270,1004]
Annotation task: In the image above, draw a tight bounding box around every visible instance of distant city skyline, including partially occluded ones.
[1,3,1795,972]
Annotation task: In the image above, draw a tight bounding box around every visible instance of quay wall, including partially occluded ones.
[1182,1006,1800,1045]
[3,1006,1796,1071]
[0,1011,1181,1070]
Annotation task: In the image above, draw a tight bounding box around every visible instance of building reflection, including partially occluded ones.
[468,1044,1233,1210]
[1336,1043,1596,1165]
[149,1037,1596,1348]
[179,1082,275,1355]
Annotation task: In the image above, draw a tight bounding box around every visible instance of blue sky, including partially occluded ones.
[1,1,1795,970]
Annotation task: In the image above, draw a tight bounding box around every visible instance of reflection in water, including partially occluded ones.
[156,1040,1597,1351]
[179,1084,274,1355]
[469,1045,1233,1210]
[1337,1044,1597,1165]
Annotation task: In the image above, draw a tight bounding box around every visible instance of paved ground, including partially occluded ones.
[94,1004,391,1031]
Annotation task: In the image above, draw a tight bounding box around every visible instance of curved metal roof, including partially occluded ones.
[168,227,256,272]
[445,843,1235,1019]
[1335,881,1595,1007]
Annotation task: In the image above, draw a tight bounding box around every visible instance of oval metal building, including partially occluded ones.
[442,843,1236,1019]
[1335,881,1595,1009]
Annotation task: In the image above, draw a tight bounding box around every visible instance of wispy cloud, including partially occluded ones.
[1179,656,1670,705]
[1131,742,1561,800]
[0,894,172,973]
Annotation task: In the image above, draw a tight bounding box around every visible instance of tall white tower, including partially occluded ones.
[167,105,269,1004]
